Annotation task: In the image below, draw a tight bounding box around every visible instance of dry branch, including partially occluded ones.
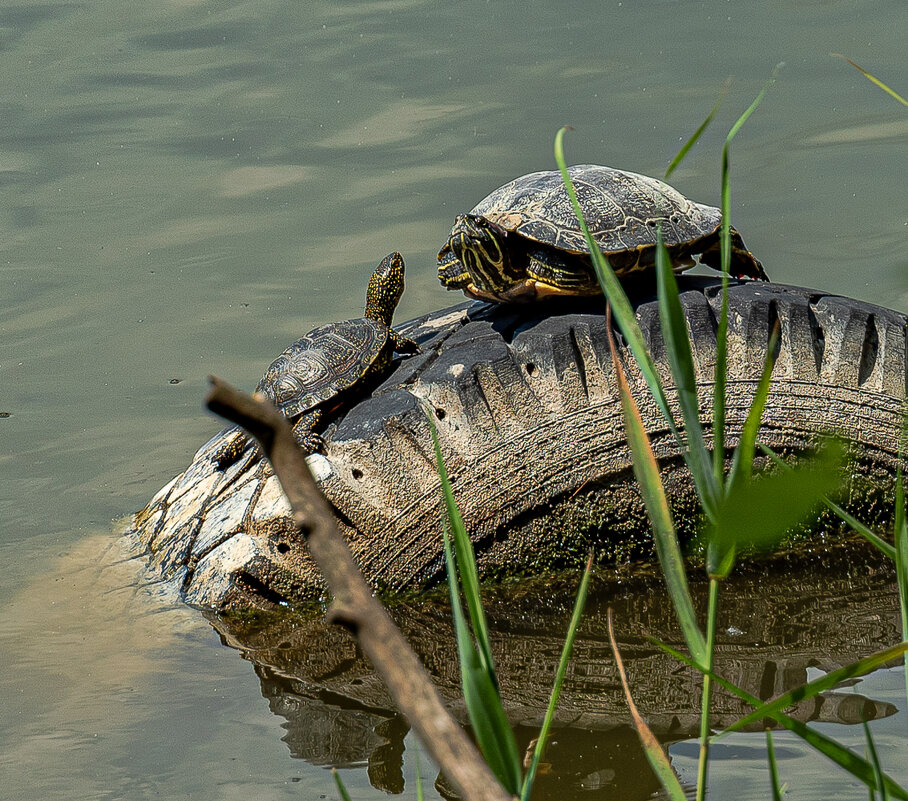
[206,375,514,801]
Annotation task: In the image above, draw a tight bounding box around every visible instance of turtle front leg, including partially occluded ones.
[291,409,326,455]
[211,425,256,470]
[389,328,420,355]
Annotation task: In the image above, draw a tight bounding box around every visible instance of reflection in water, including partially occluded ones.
[208,541,899,800]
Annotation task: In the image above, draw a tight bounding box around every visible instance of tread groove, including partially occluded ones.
[568,325,591,403]
[858,314,880,387]
[468,363,503,433]
[768,300,782,362]
[806,302,826,374]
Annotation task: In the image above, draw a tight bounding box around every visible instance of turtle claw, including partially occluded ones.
[391,330,420,355]
[211,426,252,471]
[291,410,326,455]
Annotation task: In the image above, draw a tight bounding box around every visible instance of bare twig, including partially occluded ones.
[206,375,514,801]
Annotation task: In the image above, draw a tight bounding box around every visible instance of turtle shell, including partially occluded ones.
[472,164,723,256]
[256,317,390,418]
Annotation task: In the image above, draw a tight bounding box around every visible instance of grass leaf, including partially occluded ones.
[429,418,497,683]
[707,320,780,576]
[415,747,424,801]
[728,321,780,488]
[332,769,353,801]
[608,609,689,801]
[707,440,845,577]
[832,54,908,108]
[656,236,720,519]
[759,443,897,560]
[443,528,523,795]
[605,314,706,663]
[864,719,889,801]
[653,638,908,800]
[714,64,782,481]
[721,641,908,735]
[521,555,594,800]
[712,249,730,482]
[665,80,729,179]
[555,127,681,442]
[766,730,785,801]
[896,411,908,701]
[431,414,522,793]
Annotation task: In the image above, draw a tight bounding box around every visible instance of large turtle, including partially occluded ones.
[214,252,418,467]
[438,164,768,303]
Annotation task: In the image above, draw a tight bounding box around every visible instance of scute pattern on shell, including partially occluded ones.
[256,317,388,417]
[473,164,723,255]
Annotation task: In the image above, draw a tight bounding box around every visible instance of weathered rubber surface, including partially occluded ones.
[129,278,907,611]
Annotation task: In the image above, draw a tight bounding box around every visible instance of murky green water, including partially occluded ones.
[2,1,906,798]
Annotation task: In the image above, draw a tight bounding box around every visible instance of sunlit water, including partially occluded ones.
[2,1,906,798]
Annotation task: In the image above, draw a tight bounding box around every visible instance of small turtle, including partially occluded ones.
[215,252,418,468]
[438,164,768,303]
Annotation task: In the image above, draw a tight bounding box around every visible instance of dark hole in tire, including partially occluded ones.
[858,314,879,387]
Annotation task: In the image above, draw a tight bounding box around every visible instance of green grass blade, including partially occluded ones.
[895,467,908,639]
[554,127,680,442]
[443,529,523,795]
[714,65,782,481]
[656,236,720,518]
[758,443,898,560]
[721,640,908,735]
[415,747,424,801]
[695,578,720,801]
[665,81,729,179]
[725,65,783,145]
[712,261,729,483]
[833,54,908,108]
[332,769,353,801]
[708,320,779,577]
[605,319,706,663]
[608,610,689,801]
[521,555,594,801]
[897,411,908,701]
[864,719,889,801]
[781,715,907,800]
[653,638,908,800]
[713,131,733,481]
[433,413,522,793]
[708,441,844,578]
[429,417,497,683]
[766,730,785,801]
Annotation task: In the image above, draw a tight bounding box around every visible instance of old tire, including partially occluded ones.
[132,278,907,610]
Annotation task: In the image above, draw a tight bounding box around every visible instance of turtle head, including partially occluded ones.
[447,214,514,292]
[364,251,406,325]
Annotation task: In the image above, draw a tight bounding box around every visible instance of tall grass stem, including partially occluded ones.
[695,578,720,801]
[520,555,594,800]
[766,730,785,801]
